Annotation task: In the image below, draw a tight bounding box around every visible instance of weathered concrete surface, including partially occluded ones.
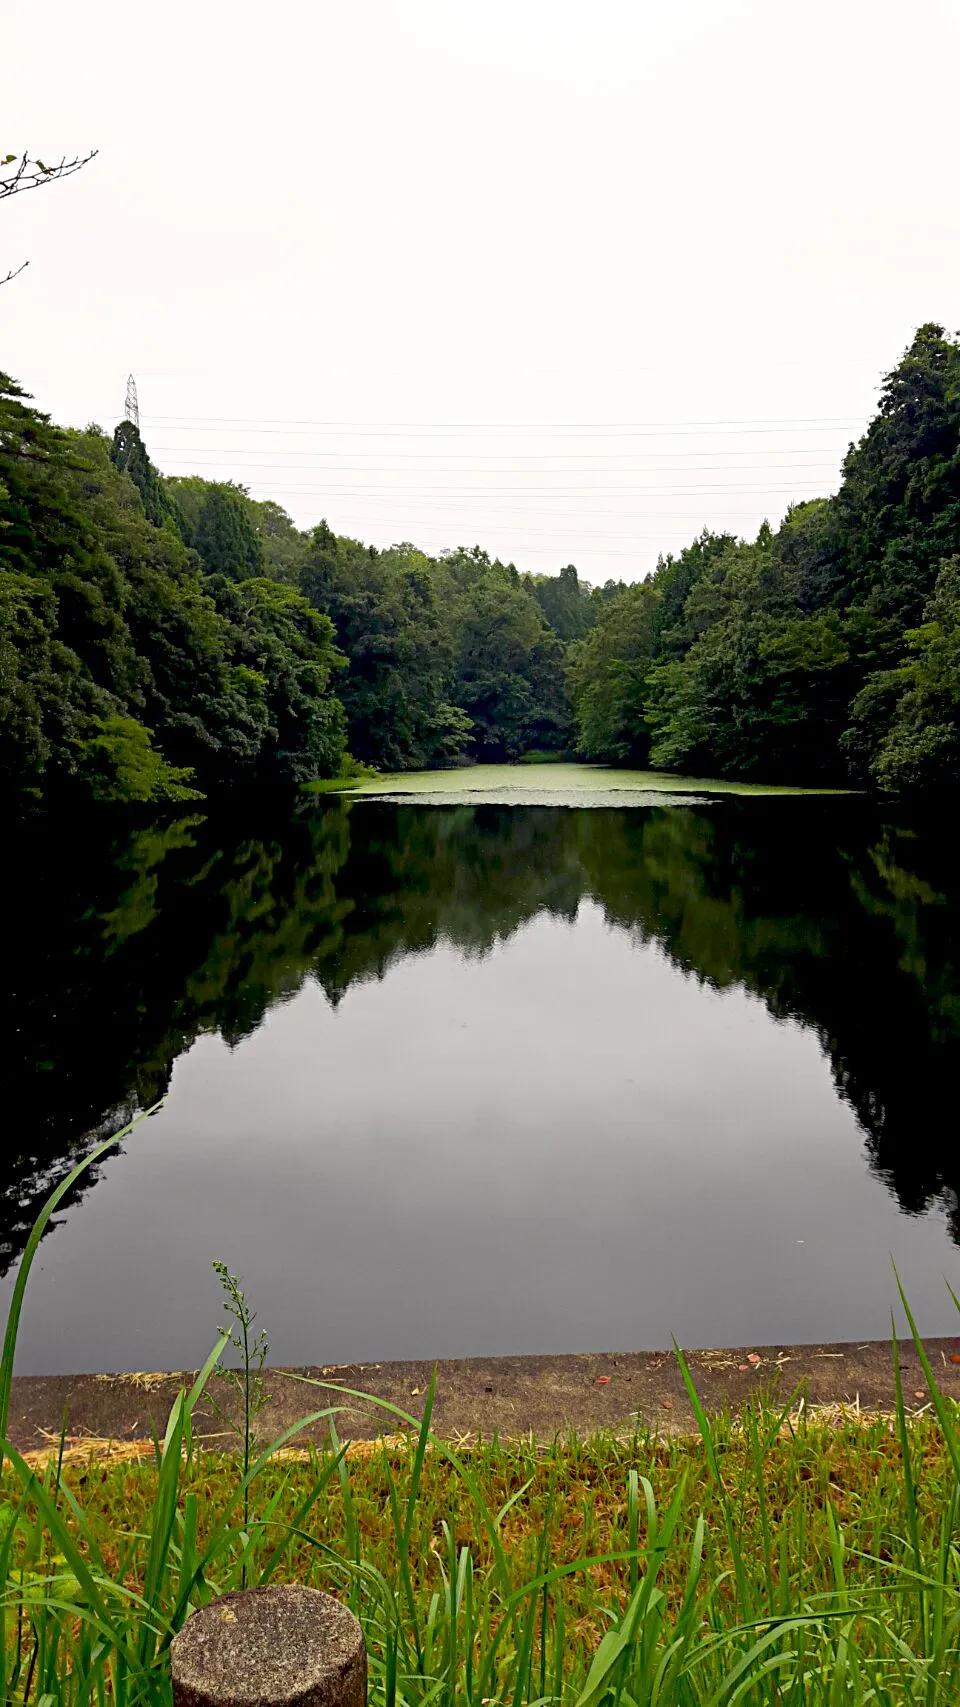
[9,1339,960,1452]
[171,1586,366,1707]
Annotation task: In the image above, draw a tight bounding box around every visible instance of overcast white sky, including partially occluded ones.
[6,0,960,581]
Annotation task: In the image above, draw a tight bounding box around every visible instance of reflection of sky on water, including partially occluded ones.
[9,902,957,1375]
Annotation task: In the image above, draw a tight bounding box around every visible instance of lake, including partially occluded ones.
[3,780,959,1374]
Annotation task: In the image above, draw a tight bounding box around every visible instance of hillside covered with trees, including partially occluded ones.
[2,323,960,802]
[570,324,960,790]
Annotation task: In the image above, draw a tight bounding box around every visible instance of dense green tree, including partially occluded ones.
[650,530,738,659]
[295,530,573,766]
[300,526,462,767]
[845,557,960,791]
[643,533,851,781]
[0,557,68,784]
[449,553,571,758]
[1,374,154,792]
[529,563,595,641]
[168,476,264,580]
[75,714,200,801]
[69,429,270,781]
[250,498,310,583]
[771,499,841,614]
[835,324,960,637]
[110,420,179,530]
[212,576,347,783]
[1,377,346,801]
[194,483,264,580]
[567,580,656,763]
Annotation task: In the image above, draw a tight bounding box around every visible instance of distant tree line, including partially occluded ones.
[2,323,960,801]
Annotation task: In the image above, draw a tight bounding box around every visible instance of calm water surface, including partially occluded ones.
[3,795,959,1372]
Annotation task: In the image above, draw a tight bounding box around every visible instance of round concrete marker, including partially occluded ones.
[171,1585,366,1707]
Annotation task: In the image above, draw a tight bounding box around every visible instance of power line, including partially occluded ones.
[304,538,745,557]
[145,441,846,460]
[134,411,862,430]
[152,452,839,481]
[149,451,846,469]
[154,471,833,497]
[298,528,786,541]
[130,414,854,436]
[106,400,849,563]
[151,462,846,483]
[201,497,818,524]
[218,501,825,518]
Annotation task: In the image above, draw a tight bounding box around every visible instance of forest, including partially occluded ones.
[2,322,959,802]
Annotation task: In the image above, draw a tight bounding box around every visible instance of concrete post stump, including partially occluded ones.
[171,1586,367,1707]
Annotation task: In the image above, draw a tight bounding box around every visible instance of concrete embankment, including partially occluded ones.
[9,1338,960,1456]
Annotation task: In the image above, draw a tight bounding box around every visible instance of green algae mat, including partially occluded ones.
[344,761,845,807]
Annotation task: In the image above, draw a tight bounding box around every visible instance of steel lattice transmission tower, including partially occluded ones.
[124,373,140,432]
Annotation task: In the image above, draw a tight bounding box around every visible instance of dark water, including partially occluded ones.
[3,795,959,1374]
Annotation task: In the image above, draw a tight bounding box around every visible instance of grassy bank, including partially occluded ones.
[2,1119,960,1704]
[5,1392,960,1706]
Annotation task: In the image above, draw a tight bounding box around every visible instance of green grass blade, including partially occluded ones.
[0,1102,163,1473]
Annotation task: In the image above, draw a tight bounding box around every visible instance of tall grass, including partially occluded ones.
[1,1112,959,1703]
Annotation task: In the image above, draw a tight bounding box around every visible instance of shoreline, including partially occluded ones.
[9,1337,960,1454]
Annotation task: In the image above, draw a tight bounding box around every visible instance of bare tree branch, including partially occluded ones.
[0,150,98,201]
[1,149,97,283]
